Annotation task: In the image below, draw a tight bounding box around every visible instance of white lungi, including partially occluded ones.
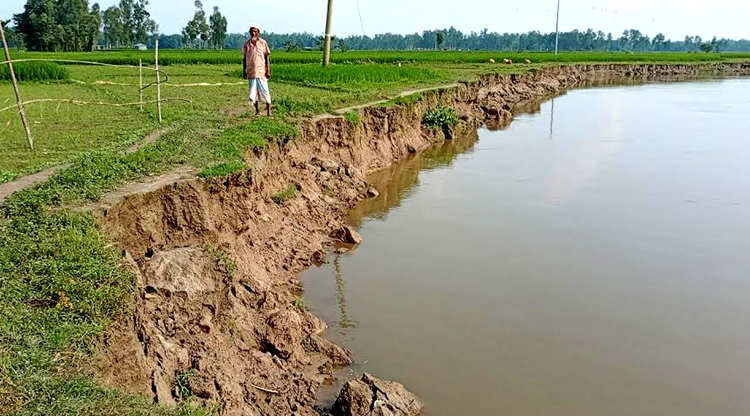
[248,78,271,104]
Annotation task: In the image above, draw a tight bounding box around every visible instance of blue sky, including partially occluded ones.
[2,0,749,40]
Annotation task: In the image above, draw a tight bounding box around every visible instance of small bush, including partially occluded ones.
[292,296,306,310]
[422,106,459,130]
[0,61,69,82]
[205,245,238,277]
[174,369,196,401]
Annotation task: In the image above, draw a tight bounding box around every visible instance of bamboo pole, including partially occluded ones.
[139,58,143,112]
[0,17,34,150]
[155,39,162,123]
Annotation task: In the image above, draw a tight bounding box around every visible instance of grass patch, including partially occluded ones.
[198,161,247,178]
[173,369,196,402]
[210,118,297,167]
[422,106,458,130]
[0,61,69,82]
[205,245,237,277]
[230,63,447,90]
[0,206,214,415]
[382,92,424,108]
[292,296,306,310]
[271,185,297,204]
[343,110,361,125]
[274,96,328,116]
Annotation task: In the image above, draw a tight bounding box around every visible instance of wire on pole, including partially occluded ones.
[555,0,561,56]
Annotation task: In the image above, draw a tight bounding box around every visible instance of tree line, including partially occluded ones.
[5,0,750,53]
[116,28,750,53]
[259,28,750,53]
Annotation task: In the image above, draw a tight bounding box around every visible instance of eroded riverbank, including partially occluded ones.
[91,63,750,415]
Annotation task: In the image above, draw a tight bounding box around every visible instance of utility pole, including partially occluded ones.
[323,0,334,66]
[554,0,561,56]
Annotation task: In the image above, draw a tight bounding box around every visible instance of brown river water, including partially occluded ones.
[302,78,750,416]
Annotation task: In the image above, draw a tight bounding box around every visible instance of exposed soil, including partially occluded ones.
[92,62,750,415]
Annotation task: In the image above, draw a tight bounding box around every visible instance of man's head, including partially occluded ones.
[250,23,260,40]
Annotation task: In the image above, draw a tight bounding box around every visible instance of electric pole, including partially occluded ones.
[323,0,334,66]
[554,0,561,56]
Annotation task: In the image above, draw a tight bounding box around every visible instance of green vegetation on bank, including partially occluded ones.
[423,106,459,130]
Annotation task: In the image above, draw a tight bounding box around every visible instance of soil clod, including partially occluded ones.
[331,373,423,416]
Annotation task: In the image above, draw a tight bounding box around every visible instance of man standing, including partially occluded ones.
[243,23,272,116]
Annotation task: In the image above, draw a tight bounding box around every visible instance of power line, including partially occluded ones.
[355,0,366,36]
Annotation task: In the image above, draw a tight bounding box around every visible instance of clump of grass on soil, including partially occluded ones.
[422,106,459,130]
[271,185,298,204]
[343,110,361,125]
[205,245,237,277]
[382,92,424,108]
[292,296,306,310]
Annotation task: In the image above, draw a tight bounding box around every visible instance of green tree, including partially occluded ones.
[435,31,445,49]
[102,5,124,47]
[183,0,208,48]
[208,6,227,49]
[132,0,155,44]
[336,38,348,52]
[1,20,22,49]
[14,0,102,51]
[118,0,134,44]
[87,2,102,50]
[652,33,666,51]
[284,40,301,52]
[699,43,714,53]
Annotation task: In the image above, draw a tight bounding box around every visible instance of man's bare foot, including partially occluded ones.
[266,104,272,117]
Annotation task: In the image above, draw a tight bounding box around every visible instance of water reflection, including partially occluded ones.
[333,255,359,333]
[549,97,556,140]
[347,128,479,227]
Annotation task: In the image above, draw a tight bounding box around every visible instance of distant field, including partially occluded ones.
[8,49,750,66]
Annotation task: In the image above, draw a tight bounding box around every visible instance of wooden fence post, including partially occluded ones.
[0,17,34,151]
[139,58,143,112]
[155,39,162,123]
